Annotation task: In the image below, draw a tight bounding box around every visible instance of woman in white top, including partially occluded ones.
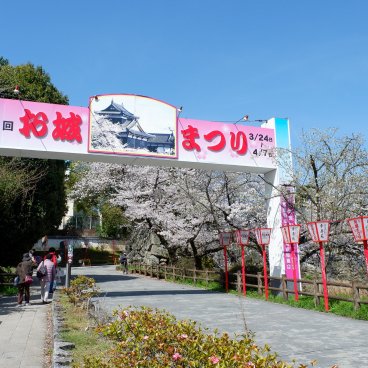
[37,253,55,303]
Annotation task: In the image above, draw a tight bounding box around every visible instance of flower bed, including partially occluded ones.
[81,306,314,368]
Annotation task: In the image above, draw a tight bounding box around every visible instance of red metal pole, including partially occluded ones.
[291,243,299,301]
[223,246,229,292]
[262,244,269,300]
[363,239,368,275]
[241,244,246,296]
[319,242,329,311]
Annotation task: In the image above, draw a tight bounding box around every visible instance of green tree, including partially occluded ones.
[0,58,68,265]
[0,57,9,67]
[99,204,128,238]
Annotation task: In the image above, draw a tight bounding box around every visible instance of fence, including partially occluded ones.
[130,263,220,287]
[129,263,368,311]
[235,272,368,310]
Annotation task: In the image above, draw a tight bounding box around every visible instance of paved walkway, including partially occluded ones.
[2,265,365,368]
[0,284,49,368]
[74,265,368,368]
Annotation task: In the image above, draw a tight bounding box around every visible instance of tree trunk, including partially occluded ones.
[189,239,203,270]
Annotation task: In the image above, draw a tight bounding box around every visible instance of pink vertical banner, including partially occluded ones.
[280,187,300,280]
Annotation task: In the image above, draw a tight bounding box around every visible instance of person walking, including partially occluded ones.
[37,253,55,303]
[120,252,128,274]
[46,247,58,267]
[16,253,34,306]
[45,247,61,293]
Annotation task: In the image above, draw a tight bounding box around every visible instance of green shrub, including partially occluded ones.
[63,275,99,308]
[79,306,313,368]
[0,285,18,296]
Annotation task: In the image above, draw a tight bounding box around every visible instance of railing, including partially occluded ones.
[129,263,368,311]
[130,263,220,287]
[231,272,368,311]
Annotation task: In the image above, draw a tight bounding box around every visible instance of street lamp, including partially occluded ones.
[0,85,20,95]
[219,231,232,292]
[234,229,250,296]
[254,227,272,300]
[346,216,368,275]
[307,221,330,311]
[280,224,301,301]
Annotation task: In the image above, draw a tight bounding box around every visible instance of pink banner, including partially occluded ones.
[280,187,300,279]
[0,98,277,173]
[0,98,89,154]
[179,118,276,169]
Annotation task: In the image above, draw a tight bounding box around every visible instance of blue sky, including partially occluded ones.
[1,0,367,147]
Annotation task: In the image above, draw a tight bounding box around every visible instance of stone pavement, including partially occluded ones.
[74,265,368,368]
[0,285,49,368]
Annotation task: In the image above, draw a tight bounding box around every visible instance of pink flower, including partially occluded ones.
[209,356,220,364]
[179,333,188,339]
[143,335,149,340]
[244,363,255,368]
[172,352,182,361]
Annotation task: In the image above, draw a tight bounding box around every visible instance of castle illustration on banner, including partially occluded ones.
[89,94,177,157]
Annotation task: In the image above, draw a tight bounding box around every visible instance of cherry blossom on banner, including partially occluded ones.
[179,118,275,168]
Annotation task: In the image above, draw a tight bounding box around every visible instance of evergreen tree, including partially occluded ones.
[0,57,68,265]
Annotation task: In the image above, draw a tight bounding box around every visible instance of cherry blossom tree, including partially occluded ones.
[276,128,368,277]
[71,163,267,268]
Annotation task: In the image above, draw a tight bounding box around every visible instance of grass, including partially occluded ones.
[0,285,18,296]
[0,267,17,296]
[164,276,224,292]
[231,288,368,320]
[329,299,368,319]
[234,289,368,320]
[58,293,114,367]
